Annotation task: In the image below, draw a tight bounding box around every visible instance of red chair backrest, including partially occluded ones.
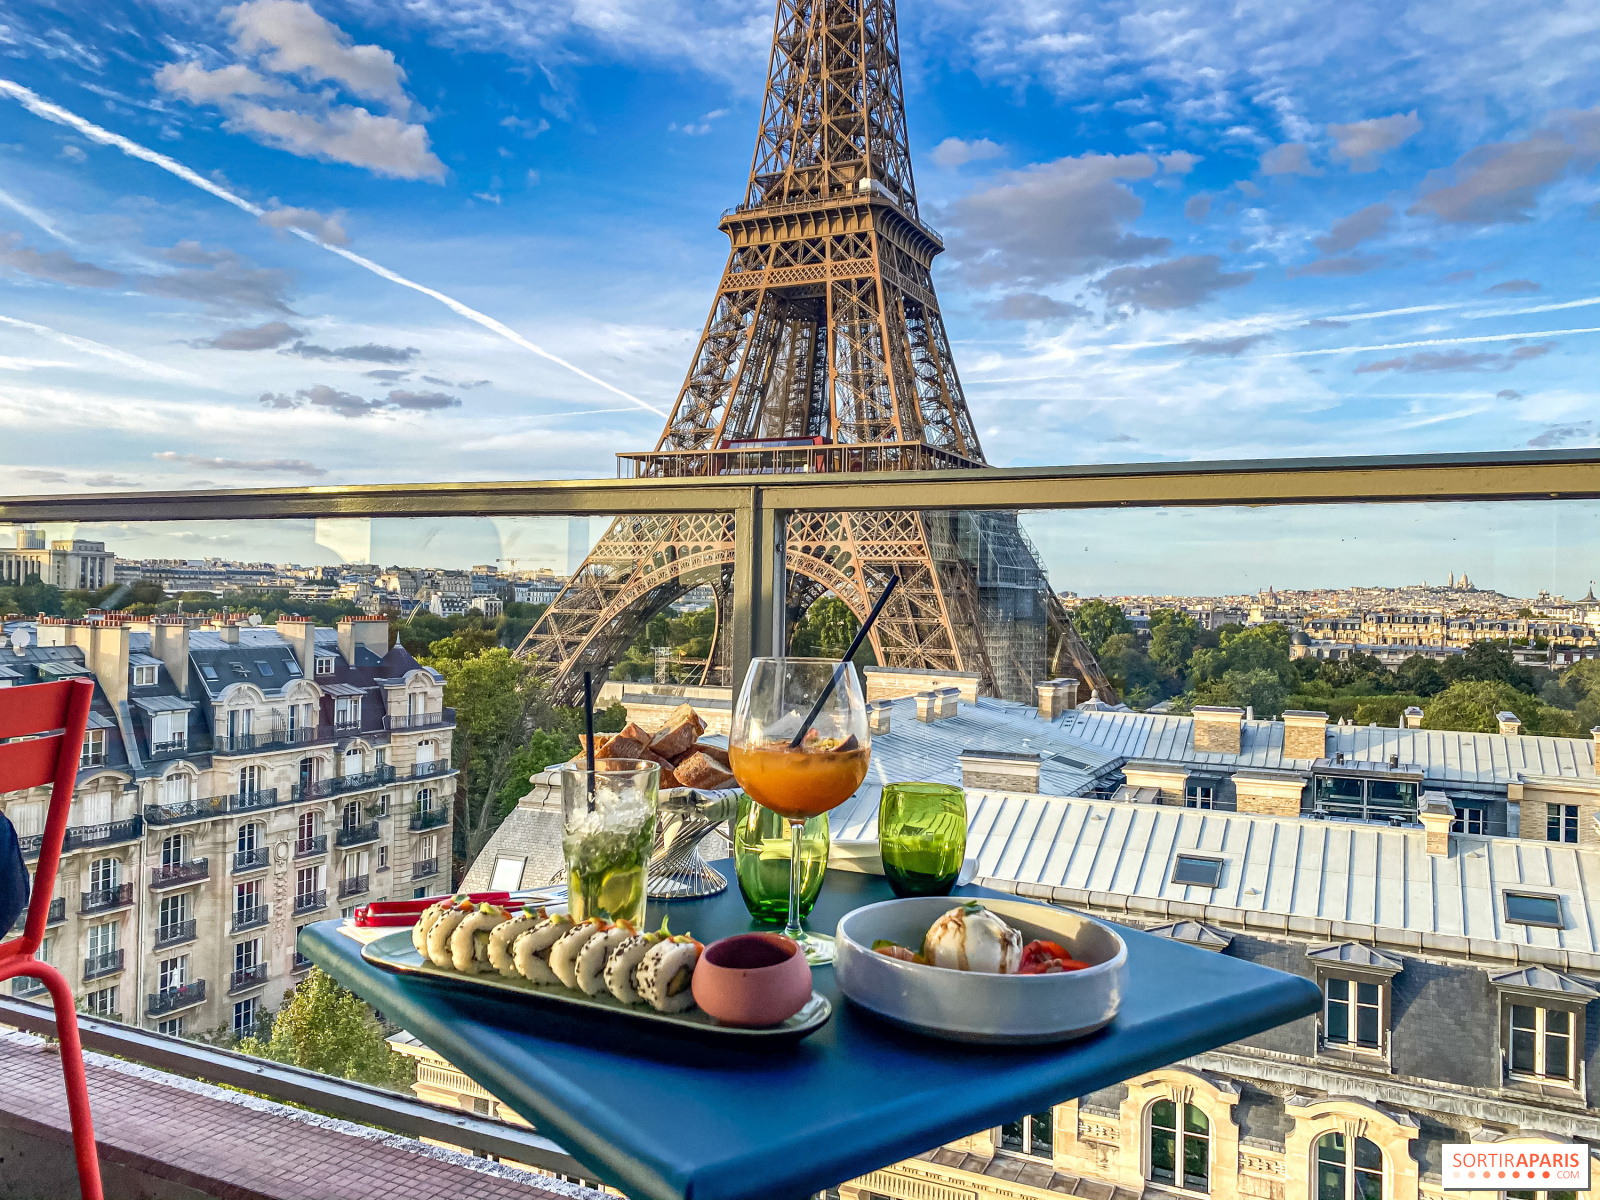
[0,678,94,961]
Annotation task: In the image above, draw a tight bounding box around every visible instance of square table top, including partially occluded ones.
[301,866,1319,1200]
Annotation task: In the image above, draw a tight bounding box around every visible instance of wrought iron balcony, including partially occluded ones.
[46,896,65,924]
[213,725,339,755]
[411,760,451,780]
[387,708,455,731]
[229,963,268,993]
[144,796,227,826]
[83,950,124,981]
[147,980,205,1016]
[335,820,380,848]
[150,859,209,889]
[154,919,197,949]
[232,904,270,933]
[233,846,271,873]
[338,874,370,899]
[224,788,280,814]
[295,833,327,858]
[292,950,313,972]
[411,857,439,881]
[409,807,448,832]
[63,816,143,851]
[292,889,327,915]
[81,882,134,915]
[17,834,40,861]
[148,736,196,760]
[292,764,396,802]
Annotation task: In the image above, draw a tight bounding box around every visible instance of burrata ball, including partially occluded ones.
[921,901,1023,973]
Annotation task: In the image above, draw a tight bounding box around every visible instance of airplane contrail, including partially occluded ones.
[0,184,72,242]
[0,314,201,382]
[1267,327,1600,359]
[0,78,665,417]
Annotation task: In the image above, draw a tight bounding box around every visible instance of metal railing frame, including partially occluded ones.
[3,449,1597,698]
[0,996,582,1174]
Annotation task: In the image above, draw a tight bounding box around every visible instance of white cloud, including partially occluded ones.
[1260,142,1320,176]
[1328,112,1421,170]
[1313,202,1394,254]
[59,143,86,162]
[1159,151,1202,175]
[259,204,348,245]
[931,137,1003,168]
[1409,106,1600,225]
[154,0,444,181]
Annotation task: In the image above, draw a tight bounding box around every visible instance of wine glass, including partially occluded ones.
[728,657,870,964]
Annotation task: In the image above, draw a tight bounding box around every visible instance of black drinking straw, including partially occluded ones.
[789,574,899,748]
[582,670,596,807]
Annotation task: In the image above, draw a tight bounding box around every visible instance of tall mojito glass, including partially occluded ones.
[560,759,659,927]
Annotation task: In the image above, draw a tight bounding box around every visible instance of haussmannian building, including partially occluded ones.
[0,612,456,1040]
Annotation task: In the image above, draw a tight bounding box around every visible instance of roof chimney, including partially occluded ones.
[1496,711,1522,737]
[337,615,390,665]
[1281,710,1329,761]
[867,699,892,736]
[149,616,190,693]
[1418,790,1456,856]
[915,687,959,723]
[1036,677,1079,721]
[1402,706,1424,729]
[276,615,316,677]
[958,749,1040,794]
[1192,706,1243,755]
[217,621,239,645]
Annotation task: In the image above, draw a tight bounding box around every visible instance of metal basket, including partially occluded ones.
[647,788,740,899]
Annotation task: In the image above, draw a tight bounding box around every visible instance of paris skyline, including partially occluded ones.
[0,0,1596,507]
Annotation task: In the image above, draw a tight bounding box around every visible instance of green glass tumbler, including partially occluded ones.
[879,782,967,897]
[734,793,829,924]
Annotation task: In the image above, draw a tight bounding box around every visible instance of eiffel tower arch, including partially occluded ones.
[517,0,1113,705]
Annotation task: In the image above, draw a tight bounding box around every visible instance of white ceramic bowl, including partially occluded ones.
[834,897,1126,1044]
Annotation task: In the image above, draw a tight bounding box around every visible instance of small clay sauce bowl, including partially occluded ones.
[692,932,812,1027]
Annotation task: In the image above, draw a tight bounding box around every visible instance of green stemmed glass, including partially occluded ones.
[879,782,967,897]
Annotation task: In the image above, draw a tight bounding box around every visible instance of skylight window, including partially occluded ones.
[1171,854,1224,889]
[1503,891,1564,929]
[200,664,219,681]
[284,659,301,675]
[255,660,274,676]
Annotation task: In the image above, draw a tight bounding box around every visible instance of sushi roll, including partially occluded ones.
[575,921,634,996]
[488,906,546,977]
[634,932,702,1014]
[512,913,572,985]
[605,921,670,1004]
[549,919,607,989]
[450,903,511,974]
[426,899,476,968]
[412,898,454,956]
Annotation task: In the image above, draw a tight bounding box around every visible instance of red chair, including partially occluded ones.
[0,677,103,1200]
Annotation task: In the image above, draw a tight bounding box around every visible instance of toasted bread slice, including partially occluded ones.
[690,741,730,768]
[650,714,704,761]
[674,752,737,791]
[598,735,647,762]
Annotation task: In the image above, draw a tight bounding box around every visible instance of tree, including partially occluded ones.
[1421,680,1579,736]
[1395,654,1446,697]
[238,969,414,1089]
[1147,609,1200,680]
[1442,640,1535,693]
[1072,600,1132,657]
[790,596,871,662]
[1194,668,1290,719]
[1097,633,1161,708]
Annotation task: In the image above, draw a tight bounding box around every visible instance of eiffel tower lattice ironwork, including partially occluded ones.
[516,0,1113,705]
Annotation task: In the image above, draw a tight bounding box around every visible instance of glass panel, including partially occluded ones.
[1317,1134,1347,1200]
[1151,1099,1176,1130]
[1544,1010,1571,1078]
[1510,1005,1538,1074]
[1183,1130,1208,1192]
[1000,1120,1025,1152]
[1326,980,1350,1043]
[1029,1112,1053,1156]
[1149,1126,1176,1185]
[1183,1104,1208,1135]
[1354,1138,1382,1171]
[1505,893,1563,927]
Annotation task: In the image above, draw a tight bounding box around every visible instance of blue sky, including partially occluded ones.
[0,0,1596,589]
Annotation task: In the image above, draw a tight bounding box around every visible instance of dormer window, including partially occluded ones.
[133,665,158,687]
[1307,943,1402,1060]
[315,657,335,676]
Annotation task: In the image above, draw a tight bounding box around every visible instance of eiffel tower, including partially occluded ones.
[517,0,1113,705]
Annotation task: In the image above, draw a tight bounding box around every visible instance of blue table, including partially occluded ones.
[302,867,1318,1200]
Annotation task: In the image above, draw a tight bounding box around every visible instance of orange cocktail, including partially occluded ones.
[729,741,869,821]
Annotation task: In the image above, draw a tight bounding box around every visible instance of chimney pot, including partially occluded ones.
[867,699,892,735]
[958,749,1040,795]
[1402,705,1424,729]
[1191,706,1244,755]
[1496,711,1522,737]
[1418,790,1456,855]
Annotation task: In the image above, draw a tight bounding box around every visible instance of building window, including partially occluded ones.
[1503,892,1564,929]
[1171,855,1224,889]
[87,921,118,960]
[999,1111,1053,1158]
[1546,804,1578,844]
[235,938,260,973]
[414,886,429,898]
[233,998,258,1037]
[418,788,435,814]
[377,793,390,817]
[1184,784,1214,809]
[235,879,261,915]
[85,986,118,1017]
[378,844,388,869]
[1149,1100,1208,1192]
[158,955,187,992]
[157,1016,186,1037]
[335,698,361,728]
[1452,804,1486,835]
[132,665,158,687]
[237,764,262,795]
[79,728,106,768]
[1507,1004,1575,1081]
[159,773,192,807]
[1316,1132,1383,1200]
[89,856,121,893]
[157,892,189,936]
[315,657,335,676]
[375,748,387,767]
[1325,978,1383,1049]
[236,822,260,854]
[160,833,188,866]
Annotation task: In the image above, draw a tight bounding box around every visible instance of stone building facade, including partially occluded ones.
[1,613,456,1039]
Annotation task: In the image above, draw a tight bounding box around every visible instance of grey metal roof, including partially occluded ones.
[948,790,1600,961]
[131,694,194,713]
[128,653,164,668]
[1055,709,1598,788]
[1306,942,1404,972]
[1144,920,1232,950]
[1488,965,1600,997]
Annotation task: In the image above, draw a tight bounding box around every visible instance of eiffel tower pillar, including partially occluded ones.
[516,0,1113,706]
